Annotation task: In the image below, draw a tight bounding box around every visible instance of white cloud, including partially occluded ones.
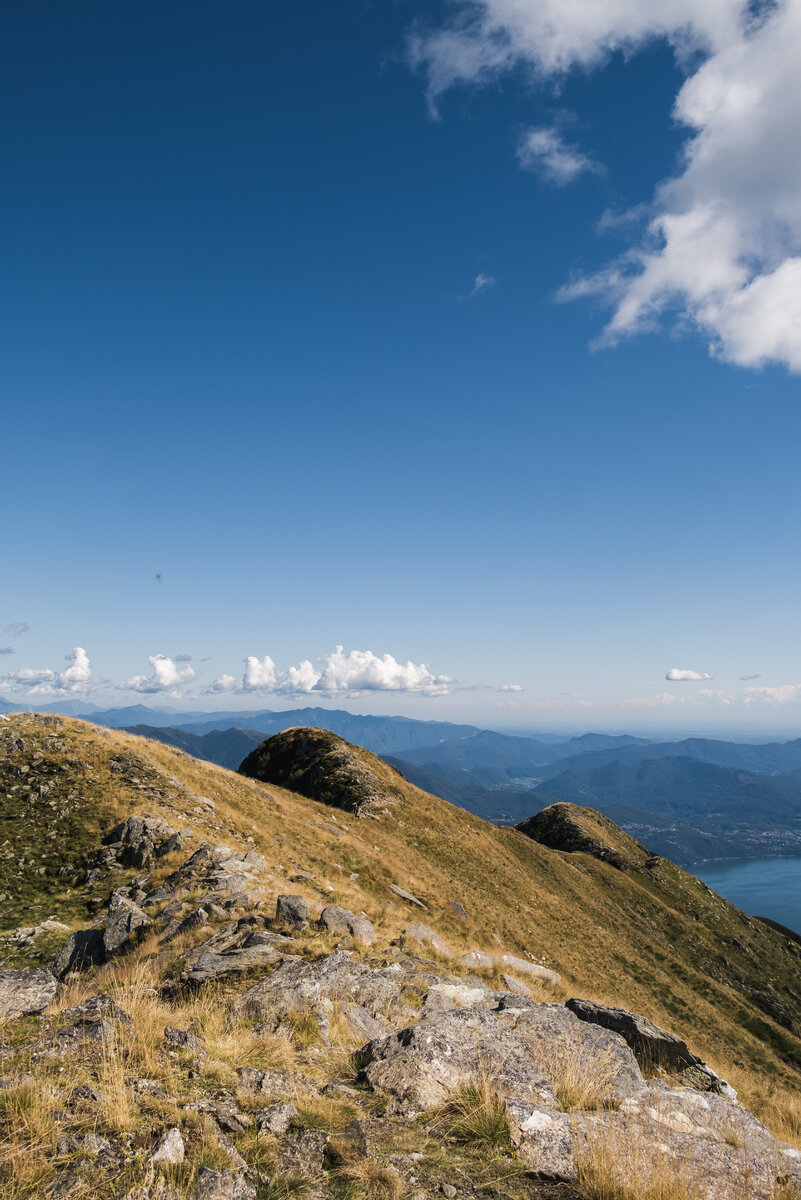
[410,0,801,371]
[2,646,97,695]
[313,645,451,695]
[666,667,713,681]
[243,655,279,691]
[208,673,238,693]
[209,646,452,697]
[8,667,55,686]
[121,654,195,694]
[499,683,524,692]
[517,127,598,184]
[743,683,801,704]
[57,647,93,692]
[283,659,321,693]
[469,272,496,297]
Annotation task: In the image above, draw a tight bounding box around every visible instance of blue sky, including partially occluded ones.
[2,0,801,732]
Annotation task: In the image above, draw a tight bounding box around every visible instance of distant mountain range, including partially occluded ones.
[5,697,801,864]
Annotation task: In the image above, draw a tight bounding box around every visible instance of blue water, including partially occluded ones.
[692,857,801,935]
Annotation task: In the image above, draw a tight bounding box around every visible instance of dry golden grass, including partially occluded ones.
[432,1074,512,1151]
[575,1134,701,1200]
[330,1143,402,1200]
[0,1077,62,1199]
[536,1040,621,1112]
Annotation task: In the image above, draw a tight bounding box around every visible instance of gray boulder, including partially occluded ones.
[51,927,106,978]
[275,894,309,929]
[103,891,151,955]
[0,968,58,1017]
[460,949,561,986]
[192,1169,256,1200]
[183,944,282,985]
[572,1087,801,1200]
[319,905,376,944]
[277,1128,329,1178]
[255,1103,297,1134]
[232,950,397,1038]
[399,923,452,958]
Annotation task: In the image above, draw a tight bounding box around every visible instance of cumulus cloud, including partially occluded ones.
[121,654,195,694]
[208,646,452,697]
[283,659,321,693]
[2,646,97,695]
[517,127,599,184]
[57,647,93,692]
[208,673,238,693]
[666,667,713,681]
[499,683,524,692]
[410,0,801,371]
[243,655,279,691]
[8,667,55,686]
[313,646,451,695]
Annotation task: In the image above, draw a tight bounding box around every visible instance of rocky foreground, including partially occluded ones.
[0,807,798,1200]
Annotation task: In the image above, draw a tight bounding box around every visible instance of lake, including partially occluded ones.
[692,856,801,935]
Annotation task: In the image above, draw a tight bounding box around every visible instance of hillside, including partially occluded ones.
[0,715,800,1198]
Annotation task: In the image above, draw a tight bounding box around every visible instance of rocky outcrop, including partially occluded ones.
[92,814,187,871]
[103,890,151,955]
[459,948,561,986]
[0,967,58,1017]
[318,904,376,944]
[517,803,647,870]
[566,998,736,1095]
[238,726,405,815]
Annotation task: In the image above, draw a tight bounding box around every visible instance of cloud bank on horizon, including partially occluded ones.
[410,0,801,371]
[2,644,800,714]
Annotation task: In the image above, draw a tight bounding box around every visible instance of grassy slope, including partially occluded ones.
[1,713,800,1144]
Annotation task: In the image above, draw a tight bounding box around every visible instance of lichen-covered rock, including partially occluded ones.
[236,1067,320,1098]
[358,1007,560,1115]
[572,1087,801,1200]
[319,905,376,944]
[99,814,181,869]
[459,948,561,986]
[275,894,309,929]
[399,923,452,958]
[0,967,58,1017]
[56,993,133,1045]
[255,1103,297,1134]
[151,1127,185,1165]
[192,1169,256,1200]
[103,891,151,955]
[277,1128,329,1178]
